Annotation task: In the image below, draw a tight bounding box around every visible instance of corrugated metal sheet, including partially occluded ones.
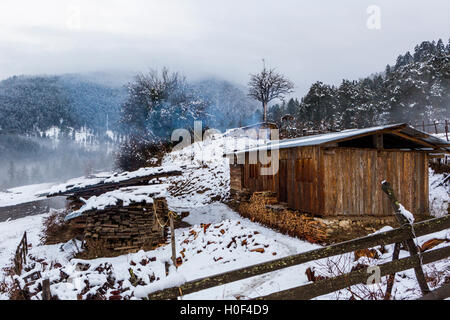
[229,123,450,155]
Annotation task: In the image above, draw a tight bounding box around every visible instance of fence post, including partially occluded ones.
[14,232,28,275]
[384,242,401,300]
[169,212,177,268]
[381,181,430,295]
[445,120,449,142]
[42,279,51,300]
[22,232,27,265]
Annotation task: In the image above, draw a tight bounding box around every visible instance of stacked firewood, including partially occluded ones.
[238,192,329,244]
[229,188,252,208]
[82,198,170,256]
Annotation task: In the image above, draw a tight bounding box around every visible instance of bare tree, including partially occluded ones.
[248,61,294,122]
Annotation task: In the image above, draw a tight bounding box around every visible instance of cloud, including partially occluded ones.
[0,0,449,96]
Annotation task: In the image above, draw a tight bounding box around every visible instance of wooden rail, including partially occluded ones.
[256,246,450,300]
[14,231,28,275]
[148,214,450,300]
[418,283,450,300]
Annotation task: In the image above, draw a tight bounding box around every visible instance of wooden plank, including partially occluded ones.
[346,150,351,214]
[256,246,450,300]
[147,215,450,300]
[411,152,420,214]
[358,150,364,215]
[335,151,342,215]
[418,153,424,214]
[371,150,378,216]
[351,150,357,215]
[424,153,430,214]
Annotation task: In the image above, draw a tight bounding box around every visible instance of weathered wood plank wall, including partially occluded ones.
[321,148,429,216]
[233,146,429,217]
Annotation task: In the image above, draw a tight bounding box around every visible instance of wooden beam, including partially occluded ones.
[320,124,408,146]
[391,131,438,149]
[373,134,383,150]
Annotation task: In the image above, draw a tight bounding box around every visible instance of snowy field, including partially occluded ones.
[0,132,448,300]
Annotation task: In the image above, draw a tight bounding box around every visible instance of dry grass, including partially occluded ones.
[41,210,80,245]
[0,264,28,300]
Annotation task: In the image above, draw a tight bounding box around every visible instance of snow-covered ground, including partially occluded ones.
[0,131,448,300]
[0,212,53,300]
[0,202,448,300]
[0,203,320,300]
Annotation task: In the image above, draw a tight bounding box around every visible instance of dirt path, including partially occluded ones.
[0,196,66,222]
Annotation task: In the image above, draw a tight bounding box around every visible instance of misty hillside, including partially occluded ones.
[269,39,450,130]
[0,73,258,188]
[0,73,259,136]
[0,74,128,135]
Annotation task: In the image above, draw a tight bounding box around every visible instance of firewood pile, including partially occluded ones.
[81,198,170,257]
[238,192,329,244]
[237,191,408,244]
[228,188,252,210]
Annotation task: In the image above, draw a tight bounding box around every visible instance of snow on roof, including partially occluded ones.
[223,122,278,137]
[227,123,450,155]
[64,184,169,221]
[41,165,182,197]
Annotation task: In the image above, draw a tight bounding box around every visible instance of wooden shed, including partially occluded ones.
[228,123,450,218]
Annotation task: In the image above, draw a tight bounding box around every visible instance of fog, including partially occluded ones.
[0,1,449,96]
[0,1,449,189]
[0,133,116,190]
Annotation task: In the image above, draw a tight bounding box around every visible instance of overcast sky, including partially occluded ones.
[0,0,449,96]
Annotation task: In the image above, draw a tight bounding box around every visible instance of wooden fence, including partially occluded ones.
[13,231,28,275]
[148,181,450,300]
[411,120,449,141]
[13,231,52,299]
[147,215,449,300]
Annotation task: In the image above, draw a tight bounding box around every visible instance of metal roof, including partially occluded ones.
[228,123,450,155]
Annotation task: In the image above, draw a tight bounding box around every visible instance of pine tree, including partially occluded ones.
[436,39,445,56]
